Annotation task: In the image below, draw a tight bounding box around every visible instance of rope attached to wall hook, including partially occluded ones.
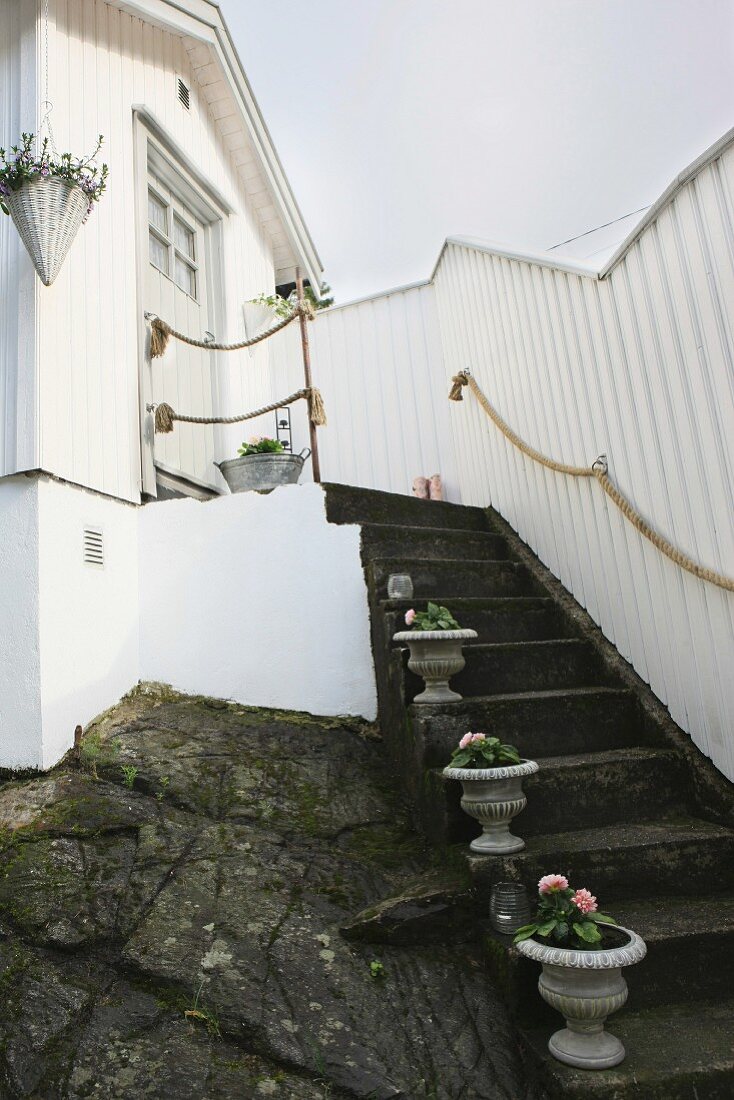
[153,384,327,434]
[147,299,315,359]
[448,369,734,592]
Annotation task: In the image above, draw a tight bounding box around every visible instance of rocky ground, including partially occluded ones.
[0,686,542,1100]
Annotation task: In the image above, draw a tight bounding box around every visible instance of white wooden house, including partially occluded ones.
[0,0,732,792]
[1,0,323,503]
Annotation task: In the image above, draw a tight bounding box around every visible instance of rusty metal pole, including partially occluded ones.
[295,269,321,483]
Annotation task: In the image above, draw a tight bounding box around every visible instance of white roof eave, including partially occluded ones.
[110,0,323,290]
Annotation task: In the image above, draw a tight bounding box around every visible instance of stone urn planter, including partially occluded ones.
[392,628,477,703]
[215,448,310,494]
[516,927,647,1069]
[442,760,538,853]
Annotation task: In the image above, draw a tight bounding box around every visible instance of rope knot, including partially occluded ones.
[296,298,316,322]
[592,454,608,475]
[308,387,327,427]
[154,402,176,434]
[150,318,172,359]
[448,372,469,401]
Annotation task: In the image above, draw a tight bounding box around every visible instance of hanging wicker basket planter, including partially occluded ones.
[4,175,88,286]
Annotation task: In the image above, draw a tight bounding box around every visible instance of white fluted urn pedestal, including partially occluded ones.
[441,760,539,853]
[516,927,647,1069]
[392,629,477,703]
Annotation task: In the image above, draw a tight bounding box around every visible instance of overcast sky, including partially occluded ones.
[222,0,734,303]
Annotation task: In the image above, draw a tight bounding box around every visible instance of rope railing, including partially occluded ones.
[154,386,327,434]
[449,370,734,593]
[146,298,315,359]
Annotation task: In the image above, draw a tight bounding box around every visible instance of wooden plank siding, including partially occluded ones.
[14,0,277,501]
[256,283,462,502]
[434,144,734,781]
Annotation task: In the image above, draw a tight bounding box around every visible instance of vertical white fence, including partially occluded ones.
[264,135,734,782]
[254,282,462,501]
[434,142,734,782]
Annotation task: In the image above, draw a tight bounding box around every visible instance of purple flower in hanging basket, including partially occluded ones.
[40,166,50,177]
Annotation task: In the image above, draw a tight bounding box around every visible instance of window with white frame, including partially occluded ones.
[148,182,199,300]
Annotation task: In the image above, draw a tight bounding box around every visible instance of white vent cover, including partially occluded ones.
[177,77,190,110]
[83,526,104,568]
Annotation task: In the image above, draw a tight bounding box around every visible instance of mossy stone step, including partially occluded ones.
[324,482,489,530]
[360,523,513,562]
[424,748,687,845]
[381,596,570,643]
[370,556,541,599]
[521,997,734,1099]
[409,687,647,763]
[467,818,734,903]
[482,893,734,1022]
[447,638,610,698]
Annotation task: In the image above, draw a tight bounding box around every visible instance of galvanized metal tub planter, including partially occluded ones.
[515,926,647,1069]
[215,448,310,494]
[442,759,538,853]
[392,628,478,703]
[4,176,88,286]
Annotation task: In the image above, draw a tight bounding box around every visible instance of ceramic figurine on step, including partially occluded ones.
[428,474,443,500]
[442,732,538,853]
[514,875,646,1069]
[412,476,430,499]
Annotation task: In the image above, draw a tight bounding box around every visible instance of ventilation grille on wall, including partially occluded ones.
[177,77,190,110]
[83,527,104,568]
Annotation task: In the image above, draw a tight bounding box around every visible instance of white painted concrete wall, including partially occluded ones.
[37,477,139,769]
[139,483,377,720]
[0,475,139,769]
[0,478,43,769]
[0,474,377,770]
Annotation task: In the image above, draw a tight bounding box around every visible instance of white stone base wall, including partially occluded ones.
[0,476,376,771]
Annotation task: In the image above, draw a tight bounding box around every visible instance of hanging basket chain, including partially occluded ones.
[448,370,734,592]
[147,299,315,358]
[153,385,327,434]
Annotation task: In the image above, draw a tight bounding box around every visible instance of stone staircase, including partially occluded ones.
[326,483,734,1100]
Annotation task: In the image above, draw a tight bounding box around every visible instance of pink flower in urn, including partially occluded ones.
[538,874,569,894]
[572,888,598,914]
[404,609,416,626]
[470,733,486,743]
[458,733,473,749]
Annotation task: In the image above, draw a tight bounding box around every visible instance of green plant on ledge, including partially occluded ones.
[236,436,285,457]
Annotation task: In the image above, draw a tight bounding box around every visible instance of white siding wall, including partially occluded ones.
[247,283,462,501]
[0,0,39,475]
[435,147,734,781]
[31,0,276,502]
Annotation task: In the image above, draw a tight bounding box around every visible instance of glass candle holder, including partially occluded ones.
[489,882,531,935]
[387,573,414,600]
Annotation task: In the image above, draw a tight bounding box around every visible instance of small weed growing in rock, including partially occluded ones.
[79,731,121,779]
[184,981,220,1039]
[156,776,170,801]
[369,960,385,981]
[120,765,139,790]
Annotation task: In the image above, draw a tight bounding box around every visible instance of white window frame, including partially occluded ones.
[147,181,200,300]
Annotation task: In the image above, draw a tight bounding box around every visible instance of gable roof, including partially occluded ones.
[112,0,323,291]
